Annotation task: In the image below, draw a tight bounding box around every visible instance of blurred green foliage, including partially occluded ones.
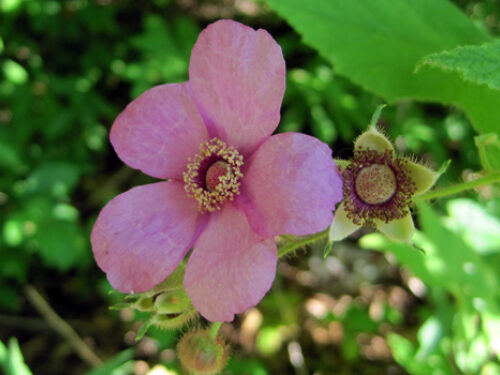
[1,0,500,374]
[360,200,500,374]
[0,338,32,375]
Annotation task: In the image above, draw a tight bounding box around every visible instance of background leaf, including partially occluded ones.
[266,0,500,160]
[419,40,500,91]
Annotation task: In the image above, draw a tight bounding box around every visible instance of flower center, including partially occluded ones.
[183,138,243,212]
[205,161,230,192]
[355,164,396,205]
[342,149,416,226]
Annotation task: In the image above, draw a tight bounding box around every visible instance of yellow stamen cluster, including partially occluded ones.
[183,138,243,212]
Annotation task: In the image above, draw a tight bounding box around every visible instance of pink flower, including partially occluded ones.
[91,20,343,322]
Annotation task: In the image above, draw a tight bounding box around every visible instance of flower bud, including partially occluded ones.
[113,261,199,338]
[178,329,229,375]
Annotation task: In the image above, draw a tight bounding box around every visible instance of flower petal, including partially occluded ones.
[189,19,286,156]
[328,202,361,241]
[406,160,439,195]
[238,133,343,237]
[375,213,415,242]
[110,83,209,180]
[184,203,277,322]
[91,181,205,293]
[354,127,394,153]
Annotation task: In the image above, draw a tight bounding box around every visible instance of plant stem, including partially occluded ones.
[414,172,500,203]
[278,229,328,258]
[210,322,222,338]
[25,285,103,367]
[276,173,498,259]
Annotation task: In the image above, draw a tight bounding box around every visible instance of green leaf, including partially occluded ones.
[0,284,21,311]
[0,0,26,12]
[25,162,80,198]
[387,334,417,370]
[419,41,500,92]
[225,357,269,375]
[2,60,28,84]
[256,326,284,355]
[0,140,25,172]
[36,220,87,271]
[415,316,444,360]
[445,199,500,255]
[266,0,500,160]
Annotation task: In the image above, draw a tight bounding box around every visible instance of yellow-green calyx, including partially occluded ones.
[329,120,441,243]
[111,262,199,339]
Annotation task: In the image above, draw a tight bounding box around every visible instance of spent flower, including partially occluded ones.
[91,20,343,322]
[329,109,441,243]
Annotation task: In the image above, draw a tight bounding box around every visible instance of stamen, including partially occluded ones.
[183,138,243,213]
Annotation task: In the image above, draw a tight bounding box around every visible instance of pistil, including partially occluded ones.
[183,138,243,212]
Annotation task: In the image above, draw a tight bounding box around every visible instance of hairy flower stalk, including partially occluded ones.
[329,108,442,243]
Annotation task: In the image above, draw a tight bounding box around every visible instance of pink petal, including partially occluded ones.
[184,203,277,322]
[189,19,286,156]
[110,83,208,180]
[238,133,343,237]
[91,181,205,293]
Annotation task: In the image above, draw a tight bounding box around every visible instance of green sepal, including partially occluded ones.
[152,310,199,331]
[109,303,131,311]
[437,159,451,175]
[354,105,394,152]
[375,213,415,243]
[155,290,192,315]
[369,104,387,128]
[134,296,155,312]
[136,319,153,341]
[406,160,440,196]
[148,261,186,295]
[354,127,394,153]
[328,202,361,242]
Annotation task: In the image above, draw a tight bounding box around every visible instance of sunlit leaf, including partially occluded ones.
[445,198,500,254]
[419,41,500,92]
[0,338,33,375]
[266,0,500,163]
[2,60,28,84]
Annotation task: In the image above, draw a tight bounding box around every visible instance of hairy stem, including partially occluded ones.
[278,229,328,258]
[25,285,103,367]
[210,322,222,338]
[414,172,500,203]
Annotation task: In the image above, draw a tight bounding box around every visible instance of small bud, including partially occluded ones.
[178,329,229,375]
[116,261,199,338]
